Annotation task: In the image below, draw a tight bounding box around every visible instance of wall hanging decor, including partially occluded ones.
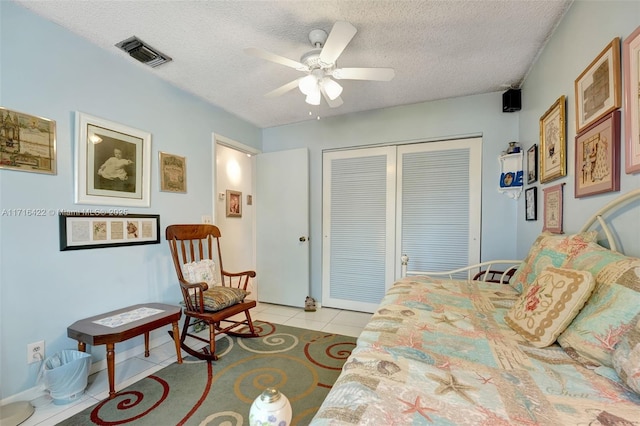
[0,107,56,174]
[525,187,537,221]
[527,144,538,184]
[539,96,566,183]
[498,150,524,199]
[226,189,242,217]
[543,183,565,234]
[624,26,640,174]
[574,110,620,198]
[59,213,160,250]
[575,37,621,133]
[159,151,187,193]
[75,112,151,207]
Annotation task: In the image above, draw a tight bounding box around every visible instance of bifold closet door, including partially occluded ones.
[322,147,397,313]
[395,138,482,277]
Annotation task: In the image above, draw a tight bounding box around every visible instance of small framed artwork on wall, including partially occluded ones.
[623,26,640,174]
[527,144,538,184]
[525,187,537,221]
[539,96,566,184]
[542,183,565,234]
[226,190,242,217]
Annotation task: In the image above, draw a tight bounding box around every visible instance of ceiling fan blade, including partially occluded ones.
[320,85,344,108]
[319,21,357,65]
[264,78,301,98]
[244,47,309,72]
[332,67,395,81]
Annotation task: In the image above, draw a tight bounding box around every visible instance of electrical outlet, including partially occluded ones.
[201,215,212,224]
[27,340,45,364]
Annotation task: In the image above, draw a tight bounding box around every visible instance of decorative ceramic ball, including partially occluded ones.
[249,388,292,426]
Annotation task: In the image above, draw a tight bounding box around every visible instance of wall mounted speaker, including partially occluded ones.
[502,89,521,112]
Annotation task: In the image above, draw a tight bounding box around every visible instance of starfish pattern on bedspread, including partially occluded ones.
[426,371,478,404]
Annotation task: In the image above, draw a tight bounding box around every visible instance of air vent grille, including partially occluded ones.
[115,36,172,68]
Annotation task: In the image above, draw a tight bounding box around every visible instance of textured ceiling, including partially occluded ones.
[15,0,572,129]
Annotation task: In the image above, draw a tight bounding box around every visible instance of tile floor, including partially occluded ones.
[17,303,371,426]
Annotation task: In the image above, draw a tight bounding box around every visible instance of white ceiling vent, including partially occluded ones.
[115,36,172,67]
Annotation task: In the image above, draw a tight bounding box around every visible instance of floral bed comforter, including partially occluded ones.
[310,276,640,425]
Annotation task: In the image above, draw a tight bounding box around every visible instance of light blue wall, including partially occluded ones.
[262,92,521,301]
[0,2,260,399]
[518,0,640,258]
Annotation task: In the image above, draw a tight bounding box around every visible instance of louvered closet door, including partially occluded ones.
[322,147,397,313]
[395,138,482,277]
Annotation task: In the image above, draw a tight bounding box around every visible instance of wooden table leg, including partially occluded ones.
[106,343,116,399]
[171,321,183,364]
[144,332,150,357]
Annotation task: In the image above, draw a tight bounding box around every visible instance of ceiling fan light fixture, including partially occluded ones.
[322,78,343,100]
[305,89,321,105]
[298,74,318,95]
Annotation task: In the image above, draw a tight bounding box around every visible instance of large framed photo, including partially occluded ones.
[542,183,565,234]
[0,107,56,174]
[539,96,566,183]
[75,112,151,207]
[527,144,538,184]
[624,26,640,174]
[525,187,537,221]
[226,190,242,217]
[59,213,160,251]
[574,110,620,198]
[575,37,621,133]
[159,151,186,193]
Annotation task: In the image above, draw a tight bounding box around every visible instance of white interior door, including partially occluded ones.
[256,148,309,307]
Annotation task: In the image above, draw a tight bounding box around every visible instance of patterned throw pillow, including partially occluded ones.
[182,259,217,287]
[199,287,248,312]
[612,313,640,394]
[509,232,598,294]
[505,267,595,348]
[557,252,640,368]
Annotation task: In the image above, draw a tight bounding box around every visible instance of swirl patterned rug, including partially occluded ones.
[58,322,356,426]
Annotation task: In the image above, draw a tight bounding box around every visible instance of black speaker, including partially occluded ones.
[502,89,521,112]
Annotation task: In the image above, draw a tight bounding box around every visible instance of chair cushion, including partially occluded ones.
[198,287,249,312]
[557,250,640,368]
[182,259,217,287]
[612,313,640,394]
[505,267,595,348]
[508,231,598,294]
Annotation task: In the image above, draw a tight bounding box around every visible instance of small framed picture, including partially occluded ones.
[575,37,621,133]
[542,183,565,234]
[525,187,537,221]
[527,144,538,184]
[574,110,620,198]
[623,26,640,174]
[159,151,186,193]
[539,96,566,183]
[226,190,242,217]
[59,213,160,250]
[0,107,56,174]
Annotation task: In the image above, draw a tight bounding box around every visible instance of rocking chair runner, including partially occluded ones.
[166,224,258,361]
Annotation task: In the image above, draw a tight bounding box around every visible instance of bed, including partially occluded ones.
[311,189,640,425]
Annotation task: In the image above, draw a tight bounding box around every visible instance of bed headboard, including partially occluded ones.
[578,188,640,255]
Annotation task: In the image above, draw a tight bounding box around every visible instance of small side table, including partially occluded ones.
[67,303,183,399]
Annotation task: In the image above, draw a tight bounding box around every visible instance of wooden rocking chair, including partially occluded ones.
[166,224,258,361]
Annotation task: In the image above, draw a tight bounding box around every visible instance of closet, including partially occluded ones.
[322,137,482,312]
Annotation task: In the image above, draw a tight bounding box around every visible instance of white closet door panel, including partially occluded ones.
[322,147,396,313]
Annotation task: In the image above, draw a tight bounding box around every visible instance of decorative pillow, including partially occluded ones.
[505,267,595,348]
[509,231,598,294]
[182,259,217,287]
[557,254,640,368]
[612,313,640,394]
[198,287,248,312]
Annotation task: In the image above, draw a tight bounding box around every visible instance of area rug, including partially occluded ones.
[58,322,356,425]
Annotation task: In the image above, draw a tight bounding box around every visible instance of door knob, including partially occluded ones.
[299,236,307,242]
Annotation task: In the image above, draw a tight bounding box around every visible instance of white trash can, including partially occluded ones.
[41,350,92,405]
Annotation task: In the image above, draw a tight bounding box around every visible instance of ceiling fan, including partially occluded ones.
[244,21,395,108]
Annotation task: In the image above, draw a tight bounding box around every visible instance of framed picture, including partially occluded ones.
[59,213,160,250]
[226,190,242,217]
[0,107,56,174]
[159,151,186,193]
[525,187,537,221]
[542,183,565,234]
[527,144,538,184]
[574,110,620,198]
[75,112,151,207]
[539,96,566,183]
[574,37,621,133]
[624,26,640,174]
